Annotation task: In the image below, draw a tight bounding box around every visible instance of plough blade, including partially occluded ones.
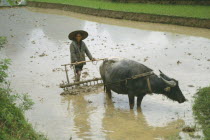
[60,78,103,88]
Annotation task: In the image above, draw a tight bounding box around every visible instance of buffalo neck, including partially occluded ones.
[149,75,166,94]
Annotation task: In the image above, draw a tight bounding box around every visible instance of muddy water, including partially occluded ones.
[0,7,210,140]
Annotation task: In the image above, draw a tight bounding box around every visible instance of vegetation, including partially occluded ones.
[111,0,209,2]
[0,37,7,49]
[193,86,210,140]
[0,37,47,140]
[7,0,16,6]
[29,0,210,19]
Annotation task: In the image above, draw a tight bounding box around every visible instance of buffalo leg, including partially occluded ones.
[106,87,112,99]
[128,95,135,109]
[137,94,145,109]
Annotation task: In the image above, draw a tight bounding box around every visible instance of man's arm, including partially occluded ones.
[84,44,93,60]
[70,43,77,62]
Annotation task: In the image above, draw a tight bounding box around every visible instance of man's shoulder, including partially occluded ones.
[70,41,76,47]
[81,41,87,47]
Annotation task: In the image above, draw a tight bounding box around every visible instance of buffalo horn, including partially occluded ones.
[161,77,176,87]
[159,70,172,80]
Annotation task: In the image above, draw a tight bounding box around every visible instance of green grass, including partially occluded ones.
[0,37,47,140]
[7,0,16,6]
[193,86,210,140]
[29,0,210,19]
[0,89,47,140]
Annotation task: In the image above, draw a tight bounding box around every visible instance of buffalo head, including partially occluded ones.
[159,70,186,103]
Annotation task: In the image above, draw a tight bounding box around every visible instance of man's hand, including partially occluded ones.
[92,58,96,61]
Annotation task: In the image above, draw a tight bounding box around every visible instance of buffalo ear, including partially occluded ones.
[164,87,171,92]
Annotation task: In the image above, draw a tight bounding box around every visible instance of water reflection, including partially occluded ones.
[62,91,184,140]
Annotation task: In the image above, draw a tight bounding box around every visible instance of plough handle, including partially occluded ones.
[61,58,105,66]
[64,65,70,84]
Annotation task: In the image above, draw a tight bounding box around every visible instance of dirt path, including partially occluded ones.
[0,7,210,140]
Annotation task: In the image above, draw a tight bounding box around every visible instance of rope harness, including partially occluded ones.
[146,76,153,94]
[104,71,154,94]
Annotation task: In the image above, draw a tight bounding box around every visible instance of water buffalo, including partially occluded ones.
[100,58,186,109]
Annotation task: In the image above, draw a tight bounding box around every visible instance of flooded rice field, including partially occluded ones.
[0,7,210,140]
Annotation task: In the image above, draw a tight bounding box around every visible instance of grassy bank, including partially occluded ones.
[193,86,210,140]
[0,37,46,140]
[29,0,210,19]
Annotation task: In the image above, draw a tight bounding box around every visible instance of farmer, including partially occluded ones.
[69,30,96,82]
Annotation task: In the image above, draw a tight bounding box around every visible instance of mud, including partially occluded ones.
[182,126,195,132]
[60,85,103,96]
[1,7,210,140]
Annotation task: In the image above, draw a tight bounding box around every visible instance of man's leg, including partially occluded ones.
[76,70,81,82]
[75,65,83,82]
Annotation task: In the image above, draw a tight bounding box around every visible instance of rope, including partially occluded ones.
[146,77,153,94]
[104,71,154,86]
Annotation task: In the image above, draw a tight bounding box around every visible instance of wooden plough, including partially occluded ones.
[60,59,105,90]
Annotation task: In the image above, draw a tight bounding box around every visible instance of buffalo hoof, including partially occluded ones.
[137,107,142,112]
[129,104,134,109]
